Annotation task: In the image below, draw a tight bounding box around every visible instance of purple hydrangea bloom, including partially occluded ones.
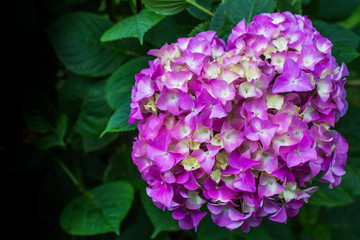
[129,11,349,232]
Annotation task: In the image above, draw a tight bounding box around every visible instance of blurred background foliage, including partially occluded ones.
[1,0,360,239]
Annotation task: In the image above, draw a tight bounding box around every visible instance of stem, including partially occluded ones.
[186,0,214,16]
[58,143,86,193]
[58,160,80,187]
[68,145,85,191]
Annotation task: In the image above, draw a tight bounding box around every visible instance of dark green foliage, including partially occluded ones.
[60,181,134,235]
[309,183,354,207]
[3,0,360,239]
[209,3,236,40]
[318,0,360,22]
[48,12,140,77]
[187,0,213,21]
[143,0,191,15]
[276,0,302,14]
[189,21,211,37]
[101,9,166,44]
[225,0,275,24]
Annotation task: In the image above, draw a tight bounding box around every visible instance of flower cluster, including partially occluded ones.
[129,11,348,232]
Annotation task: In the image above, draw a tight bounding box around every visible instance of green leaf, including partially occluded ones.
[218,16,235,41]
[101,9,165,44]
[321,199,360,238]
[313,21,360,49]
[225,0,275,24]
[309,183,354,207]
[341,165,360,196]
[340,5,360,29]
[76,82,113,137]
[145,12,197,47]
[140,185,179,238]
[210,3,225,31]
[189,21,210,37]
[209,3,235,41]
[82,133,119,153]
[299,204,321,226]
[48,12,142,77]
[58,73,97,124]
[60,181,134,235]
[114,208,153,240]
[103,148,140,184]
[302,224,332,240]
[187,0,212,21]
[22,93,59,134]
[104,152,129,183]
[106,57,151,109]
[80,155,106,182]
[143,0,190,15]
[331,43,360,64]
[318,0,360,21]
[262,218,296,240]
[35,114,68,149]
[101,104,136,137]
[276,0,302,14]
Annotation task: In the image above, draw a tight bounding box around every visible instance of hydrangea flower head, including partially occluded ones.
[129,11,348,232]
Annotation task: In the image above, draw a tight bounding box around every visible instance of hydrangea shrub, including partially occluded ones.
[129,11,349,232]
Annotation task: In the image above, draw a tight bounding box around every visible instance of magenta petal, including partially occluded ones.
[156,86,180,115]
[295,71,314,91]
[219,121,244,153]
[228,149,258,171]
[211,211,233,227]
[272,75,291,93]
[184,173,201,190]
[209,102,228,119]
[226,221,244,230]
[176,170,190,184]
[263,198,280,214]
[149,183,174,208]
[297,45,323,71]
[283,58,300,79]
[170,118,192,139]
[146,142,166,160]
[191,211,207,231]
[154,154,175,171]
[269,205,287,223]
[179,92,195,110]
[172,208,187,220]
[164,71,191,92]
[200,155,216,174]
[258,173,285,198]
[272,59,314,93]
[211,80,236,105]
[233,169,256,192]
[179,216,194,230]
[228,207,246,221]
[207,203,223,215]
